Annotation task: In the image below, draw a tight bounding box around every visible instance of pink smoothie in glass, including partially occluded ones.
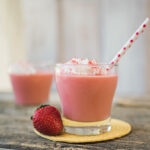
[56,74,117,122]
[10,71,53,105]
[55,58,118,122]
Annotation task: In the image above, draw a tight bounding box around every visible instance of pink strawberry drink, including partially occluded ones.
[9,62,53,105]
[55,58,118,122]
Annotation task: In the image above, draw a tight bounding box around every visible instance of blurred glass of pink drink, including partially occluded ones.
[55,58,118,135]
[9,62,53,105]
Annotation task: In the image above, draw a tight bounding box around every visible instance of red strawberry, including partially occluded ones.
[31,105,63,136]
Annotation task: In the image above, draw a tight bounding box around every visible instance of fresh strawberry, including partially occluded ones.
[31,105,63,136]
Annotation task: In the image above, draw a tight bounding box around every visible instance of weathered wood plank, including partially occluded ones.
[0,100,150,150]
[116,96,150,108]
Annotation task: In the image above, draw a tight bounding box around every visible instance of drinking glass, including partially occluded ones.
[9,62,54,105]
[55,64,118,135]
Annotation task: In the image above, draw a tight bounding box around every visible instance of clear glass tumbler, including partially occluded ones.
[55,64,118,135]
[9,62,54,105]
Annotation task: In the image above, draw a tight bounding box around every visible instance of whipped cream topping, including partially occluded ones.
[59,58,107,75]
[65,58,98,65]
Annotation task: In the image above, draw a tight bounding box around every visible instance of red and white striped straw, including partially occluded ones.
[109,17,150,69]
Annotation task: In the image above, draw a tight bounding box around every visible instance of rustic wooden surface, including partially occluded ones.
[0,99,150,150]
[116,96,150,108]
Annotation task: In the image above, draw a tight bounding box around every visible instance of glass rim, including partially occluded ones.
[55,63,118,68]
[8,61,54,67]
[8,61,54,74]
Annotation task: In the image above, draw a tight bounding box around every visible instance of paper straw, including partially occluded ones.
[109,17,150,70]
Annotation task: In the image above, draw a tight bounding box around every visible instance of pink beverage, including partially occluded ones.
[56,74,117,122]
[55,58,118,135]
[9,63,53,105]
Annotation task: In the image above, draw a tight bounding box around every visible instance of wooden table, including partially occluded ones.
[0,98,150,150]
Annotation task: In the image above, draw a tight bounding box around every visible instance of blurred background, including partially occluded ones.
[0,0,150,99]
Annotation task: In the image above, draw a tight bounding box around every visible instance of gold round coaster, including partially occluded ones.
[34,118,131,143]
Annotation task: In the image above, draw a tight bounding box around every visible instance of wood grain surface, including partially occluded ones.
[0,99,150,150]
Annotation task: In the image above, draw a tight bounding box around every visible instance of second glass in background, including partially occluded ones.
[9,62,54,105]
